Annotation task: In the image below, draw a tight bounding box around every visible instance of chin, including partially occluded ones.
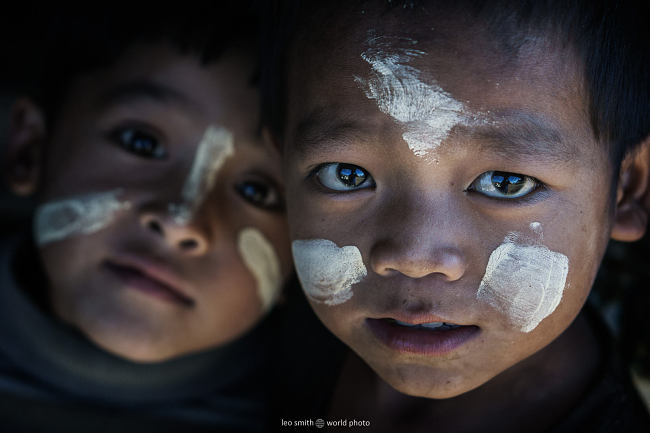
[93,334,185,363]
[374,362,480,400]
[388,377,469,399]
[78,318,185,363]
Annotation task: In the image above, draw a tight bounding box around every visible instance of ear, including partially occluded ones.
[4,98,46,196]
[611,136,650,242]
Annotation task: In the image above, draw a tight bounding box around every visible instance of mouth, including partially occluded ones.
[390,319,464,330]
[103,258,195,307]
[366,318,480,356]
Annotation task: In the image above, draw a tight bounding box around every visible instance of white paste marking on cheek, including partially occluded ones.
[237,228,283,312]
[169,125,234,224]
[354,35,481,156]
[292,239,367,306]
[530,222,543,238]
[34,189,131,246]
[476,237,569,332]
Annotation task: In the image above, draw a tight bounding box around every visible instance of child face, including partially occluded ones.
[20,44,292,361]
[283,11,620,398]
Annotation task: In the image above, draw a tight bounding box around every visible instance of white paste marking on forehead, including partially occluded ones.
[355,35,482,156]
[169,125,234,224]
[34,189,131,246]
[292,239,367,306]
[477,235,568,333]
[238,228,283,312]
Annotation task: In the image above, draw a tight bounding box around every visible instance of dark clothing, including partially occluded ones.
[0,237,273,432]
[545,306,650,433]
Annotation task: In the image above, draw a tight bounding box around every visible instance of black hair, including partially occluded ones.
[261,0,650,166]
[14,3,260,129]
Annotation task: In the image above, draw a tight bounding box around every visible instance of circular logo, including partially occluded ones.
[315,418,325,429]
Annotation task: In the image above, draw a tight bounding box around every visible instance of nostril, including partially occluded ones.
[147,220,164,235]
[380,267,400,277]
[179,239,199,250]
[141,213,207,253]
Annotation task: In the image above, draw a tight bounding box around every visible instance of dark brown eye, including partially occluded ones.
[316,163,375,191]
[235,179,284,211]
[112,128,167,159]
[471,170,538,199]
[337,164,368,187]
[491,172,526,195]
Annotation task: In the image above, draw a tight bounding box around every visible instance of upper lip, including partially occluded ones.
[371,311,470,327]
[105,253,195,305]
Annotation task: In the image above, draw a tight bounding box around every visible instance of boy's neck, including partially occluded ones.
[329,311,601,433]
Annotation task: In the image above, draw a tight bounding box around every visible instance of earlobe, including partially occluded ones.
[611,136,650,242]
[4,98,46,196]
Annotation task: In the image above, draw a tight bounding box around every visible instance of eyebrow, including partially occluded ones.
[292,107,380,158]
[468,110,581,163]
[97,80,197,111]
[292,107,582,163]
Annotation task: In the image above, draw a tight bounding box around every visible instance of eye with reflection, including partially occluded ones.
[469,171,539,199]
[314,163,376,192]
[110,127,167,159]
[235,178,284,212]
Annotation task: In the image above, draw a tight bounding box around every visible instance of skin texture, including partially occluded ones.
[282,5,650,431]
[6,43,292,362]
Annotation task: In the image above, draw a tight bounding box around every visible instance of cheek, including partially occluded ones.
[553,190,615,306]
[38,229,117,322]
[558,215,611,315]
[197,253,264,333]
[291,238,367,306]
[254,215,292,278]
[34,190,131,246]
[237,227,284,312]
[477,240,569,333]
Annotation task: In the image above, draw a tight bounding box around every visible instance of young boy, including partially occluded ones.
[267,0,650,431]
[1,5,292,432]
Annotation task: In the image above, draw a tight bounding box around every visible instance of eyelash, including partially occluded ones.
[309,163,545,203]
[466,171,545,201]
[108,125,167,160]
[234,177,285,212]
[310,162,376,192]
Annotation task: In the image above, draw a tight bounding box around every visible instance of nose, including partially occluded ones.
[368,195,469,282]
[370,242,467,281]
[139,212,210,256]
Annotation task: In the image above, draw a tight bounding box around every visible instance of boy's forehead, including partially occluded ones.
[287,5,593,152]
[61,43,258,129]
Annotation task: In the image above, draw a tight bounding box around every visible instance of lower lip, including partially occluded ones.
[366,318,480,356]
[104,262,191,306]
